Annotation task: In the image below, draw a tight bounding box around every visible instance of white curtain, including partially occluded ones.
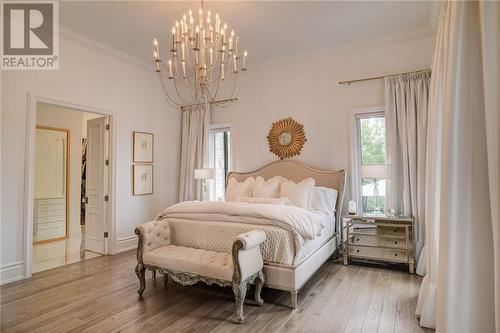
[178,103,211,201]
[385,70,431,269]
[416,1,499,331]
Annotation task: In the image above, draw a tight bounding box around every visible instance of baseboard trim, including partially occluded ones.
[1,262,25,285]
[116,236,137,253]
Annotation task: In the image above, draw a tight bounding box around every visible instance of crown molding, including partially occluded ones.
[59,27,152,72]
[248,27,436,71]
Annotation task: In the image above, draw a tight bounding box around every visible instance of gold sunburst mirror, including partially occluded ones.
[267,117,307,160]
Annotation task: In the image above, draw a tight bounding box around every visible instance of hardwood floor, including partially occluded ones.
[32,228,101,273]
[0,250,431,333]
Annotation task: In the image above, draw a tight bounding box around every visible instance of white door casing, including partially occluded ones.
[85,117,108,254]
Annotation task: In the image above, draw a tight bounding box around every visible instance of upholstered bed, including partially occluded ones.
[156,160,345,308]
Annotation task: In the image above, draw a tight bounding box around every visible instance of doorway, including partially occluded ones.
[31,101,111,273]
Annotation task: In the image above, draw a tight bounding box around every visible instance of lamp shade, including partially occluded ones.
[194,168,214,180]
[361,164,389,179]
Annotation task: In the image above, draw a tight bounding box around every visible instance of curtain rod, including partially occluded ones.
[339,69,431,86]
[180,98,238,110]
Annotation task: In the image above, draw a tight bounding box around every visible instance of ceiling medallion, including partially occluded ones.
[152,0,247,109]
[267,117,307,160]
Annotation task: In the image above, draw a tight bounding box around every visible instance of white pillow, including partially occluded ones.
[252,176,283,198]
[279,178,316,209]
[311,186,338,212]
[226,177,255,202]
[239,197,293,205]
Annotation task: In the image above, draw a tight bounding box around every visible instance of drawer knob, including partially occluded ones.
[394,253,398,257]
[356,238,360,242]
[356,249,360,253]
[395,241,398,245]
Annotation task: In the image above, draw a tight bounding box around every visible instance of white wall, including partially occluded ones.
[213,33,435,205]
[1,32,181,283]
[36,103,85,238]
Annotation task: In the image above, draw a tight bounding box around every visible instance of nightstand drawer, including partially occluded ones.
[348,245,408,263]
[349,226,406,238]
[349,235,407,249]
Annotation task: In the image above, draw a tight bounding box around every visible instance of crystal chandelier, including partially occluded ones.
[153,1,247,109]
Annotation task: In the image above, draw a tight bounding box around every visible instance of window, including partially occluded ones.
[209,126,231,201]
[353,111,389,214]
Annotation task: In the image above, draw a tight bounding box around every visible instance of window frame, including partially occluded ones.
[208,124,233,201]
[350,107,390,214]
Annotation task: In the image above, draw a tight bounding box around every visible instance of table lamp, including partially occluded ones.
[194,168,214,201]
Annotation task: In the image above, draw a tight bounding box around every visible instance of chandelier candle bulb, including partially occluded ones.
[209,48,213,65]
[182,62,186,78]
[233,54,237,72]
[235,36,239,57]
[242,50,247,69]
[221,63,225,80]
[181,43,185,61]
[221,28,225,45]
[194,26,200,50]
[153,38,160,59]
[168,59,173,78]
[153,52,161,71]
[171,27,176,51]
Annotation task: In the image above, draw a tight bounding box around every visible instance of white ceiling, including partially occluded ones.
[60,1,438,66]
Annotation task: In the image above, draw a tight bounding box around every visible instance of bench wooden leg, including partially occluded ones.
[232,282,247,323]
[290,290,298,309]
[135,264,146,296]
[254,271,265,306]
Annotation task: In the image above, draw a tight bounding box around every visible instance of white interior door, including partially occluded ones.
[85,117,108,253]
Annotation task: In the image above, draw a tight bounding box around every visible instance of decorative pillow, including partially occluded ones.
[239,197,293,205]
[311,186,338,212]
[279,178,316,209]
[226,177,255,202]
[252,176,284,198]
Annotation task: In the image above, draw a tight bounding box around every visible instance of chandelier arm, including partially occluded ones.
[185,46,198,73]
[158,72,184,107]
[208,68,223,101]
[206,46,221,73]
[172,75,193,105]
[228,72,238,99]
[173,60,197,90]
[158,76,182,109]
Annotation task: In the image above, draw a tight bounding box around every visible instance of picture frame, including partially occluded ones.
[133,164,153,195]
[133,131,154,163]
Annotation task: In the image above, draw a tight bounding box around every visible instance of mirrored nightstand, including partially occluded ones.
[342,214,415,273]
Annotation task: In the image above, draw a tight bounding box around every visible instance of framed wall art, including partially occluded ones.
[133,131,154,163]
[133,164,153,195]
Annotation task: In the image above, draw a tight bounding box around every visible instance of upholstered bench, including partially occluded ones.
[134,220,266,322]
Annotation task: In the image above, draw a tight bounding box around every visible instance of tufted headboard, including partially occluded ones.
[228,160,346,234]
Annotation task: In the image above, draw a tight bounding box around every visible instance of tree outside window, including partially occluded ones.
[359,116,388,213]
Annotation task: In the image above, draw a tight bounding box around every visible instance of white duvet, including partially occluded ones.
[156,201,326,243]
